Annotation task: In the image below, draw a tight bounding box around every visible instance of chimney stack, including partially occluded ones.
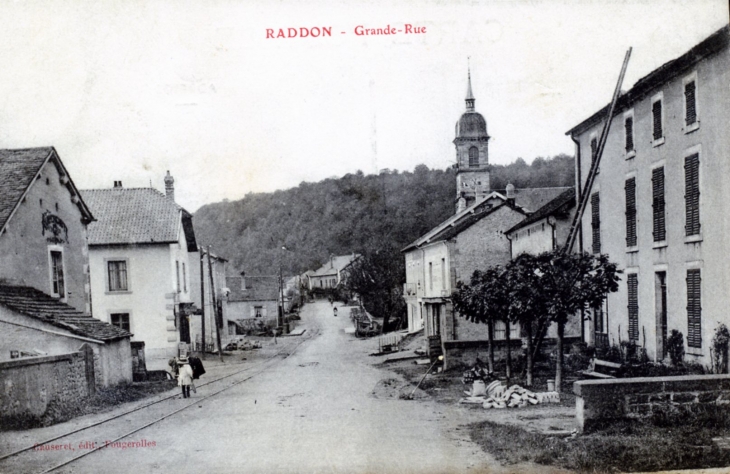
[506,183,516,206]
[113,181,123,188]
[164,170,175,202]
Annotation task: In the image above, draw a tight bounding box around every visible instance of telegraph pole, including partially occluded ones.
[199,250,205,359]
[207,246,223,362]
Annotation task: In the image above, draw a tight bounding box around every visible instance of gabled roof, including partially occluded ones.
[402,187,570,252]
[0,285,131,342]
[567,25,729,137]
[310,254,359,277]
[226,276,279,302]
[506,187,576,234]
[429,201,527,243]
[82,188,197,250]
[0,147,94,234]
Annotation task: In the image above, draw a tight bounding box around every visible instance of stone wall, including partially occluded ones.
[574,374,730,433]
[0,347,94,427]
[442,339,523,370]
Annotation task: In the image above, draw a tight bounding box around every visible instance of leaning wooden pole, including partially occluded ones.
[564,48,632,254]
[207,246,223,362]
[199,249,206,360]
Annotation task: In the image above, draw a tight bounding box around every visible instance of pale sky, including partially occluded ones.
[0,0,727,211]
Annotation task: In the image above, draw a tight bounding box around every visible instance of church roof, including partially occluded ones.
[455,112,488,139]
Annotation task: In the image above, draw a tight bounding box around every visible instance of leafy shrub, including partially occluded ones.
[603,344,622,363]
[712,324,730,374]
[666,330,685,367]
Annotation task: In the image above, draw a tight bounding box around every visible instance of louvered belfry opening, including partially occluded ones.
[625,177,637,247]
[591,192,600,254]
[685,153,700,236]
[685,80,697,126]
[652,167,666,242]
[686,269,702,349]
[627,274,639,342]
[652,100,663,140]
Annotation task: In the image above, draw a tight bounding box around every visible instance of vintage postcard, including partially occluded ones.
[0,1,729,473]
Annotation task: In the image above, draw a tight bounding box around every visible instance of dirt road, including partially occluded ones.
[19,300,498,474]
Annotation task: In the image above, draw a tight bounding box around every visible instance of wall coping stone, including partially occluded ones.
[574,374,730,397]
[0,352,76,370]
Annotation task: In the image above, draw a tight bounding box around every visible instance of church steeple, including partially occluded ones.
[465,67,475,112]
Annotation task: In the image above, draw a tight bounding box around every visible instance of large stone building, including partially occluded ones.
[0,147,132,386]
[567,25,730,364]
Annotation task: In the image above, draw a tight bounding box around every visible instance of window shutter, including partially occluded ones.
[591,192,600,254]
[652,167,666,242]
[652,100,663,140]
[685,81,697,126]
[590,137,598,167]
[625,178,637,247]
[625,116,634,152]
[627,274,639,342]
[684,154,700,236]
[686,269,702,348]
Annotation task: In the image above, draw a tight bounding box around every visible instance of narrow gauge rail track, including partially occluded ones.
[0,328,319,474]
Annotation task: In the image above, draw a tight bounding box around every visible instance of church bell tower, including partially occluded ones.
[454,68,490,212]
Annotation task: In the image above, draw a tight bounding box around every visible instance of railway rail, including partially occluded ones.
[0,328,319,474]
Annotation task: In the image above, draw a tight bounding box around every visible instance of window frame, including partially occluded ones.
[468,146,479,168]
[684,148,701,239]
[625,176,638,250]
[651,92,665,147]
[106,258,130,293]
[110,312,131,332]
[651,165,666,246]
[683,71,699,134]
[627,273,639,342]
[624,109,636,159]
[591,192,601,254]
[48,246,66,300]
[686,268,702,350]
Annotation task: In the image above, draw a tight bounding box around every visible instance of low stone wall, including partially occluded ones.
[573,374,730,433]
[0,346,94,428]
[442,336,581,370]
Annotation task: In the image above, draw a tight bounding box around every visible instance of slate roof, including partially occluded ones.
[0,147,94,232]
[0,285,132,341]
[567,25,729,136]
[310,254,359,277]
[507,187,576,234]
[82,188,195,248]
[226,276,279,302]
[402,187,570,252]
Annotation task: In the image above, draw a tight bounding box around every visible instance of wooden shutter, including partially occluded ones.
[591,192,600,254]
[652,100,663,140]
[625,116,634,152]
[652,167,666,242]
[627,274,639,342]
[590,137,598,167]
[685,81,697,126]
[686,269,702,348]
[625,178,637,247]
[684,154,700,236]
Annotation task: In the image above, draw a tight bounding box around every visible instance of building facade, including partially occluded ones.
[567,26,730,364]
[82,172,198,367]
[189,249,230,351]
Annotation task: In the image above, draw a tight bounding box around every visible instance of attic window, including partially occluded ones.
[46,177,50,185]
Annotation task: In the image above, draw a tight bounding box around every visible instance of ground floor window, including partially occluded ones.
[627,274,639,341]
[687,269,702,349]
[111,313,131,332]
[254,306,263,318]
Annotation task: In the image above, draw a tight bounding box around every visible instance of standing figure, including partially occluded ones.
[333,307,338,317]
[177,356,194,398]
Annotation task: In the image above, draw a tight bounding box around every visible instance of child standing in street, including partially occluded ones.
[177,356,194,398]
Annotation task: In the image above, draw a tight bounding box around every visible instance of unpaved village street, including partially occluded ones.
[0,302,576,473]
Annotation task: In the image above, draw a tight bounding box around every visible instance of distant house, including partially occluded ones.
[307,254,359,291]
[0,147,132,386]
[226,276,279,333]
[189,249,231,350]
[82,171,198,368]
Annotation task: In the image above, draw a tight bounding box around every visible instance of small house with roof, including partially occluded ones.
[0,147,132,386]
[226,275,280,333]
[307,254,359,291]
[82,172,197,367]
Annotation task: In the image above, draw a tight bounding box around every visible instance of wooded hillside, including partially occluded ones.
[193,154,575,276]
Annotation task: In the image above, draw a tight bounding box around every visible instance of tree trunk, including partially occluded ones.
[525,321,533,387]
[555,321,564,393]
[531,317,550,362]
[505,319,512,382]
[487,320,495,374]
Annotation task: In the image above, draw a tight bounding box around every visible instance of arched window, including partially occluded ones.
[468,147,479,167]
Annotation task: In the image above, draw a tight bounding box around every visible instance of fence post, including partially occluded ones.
[79,343,96,396]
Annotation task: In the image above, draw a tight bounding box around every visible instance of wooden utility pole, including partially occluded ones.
[564,48,632,254]
[199,250,205,360]
[207,246,223,362]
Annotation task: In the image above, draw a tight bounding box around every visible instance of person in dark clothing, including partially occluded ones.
[188,356,206,380]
